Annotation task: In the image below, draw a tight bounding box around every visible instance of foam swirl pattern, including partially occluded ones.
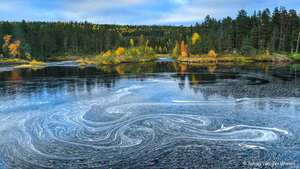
[0,70,299,169]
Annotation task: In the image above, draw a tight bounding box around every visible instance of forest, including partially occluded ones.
[0,7,299,61]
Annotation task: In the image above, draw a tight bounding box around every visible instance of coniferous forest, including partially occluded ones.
[0,7,299,60]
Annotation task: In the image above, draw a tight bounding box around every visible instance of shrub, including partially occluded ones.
[115,47,125,56]
[96,50,121,65]
[103,50,112,57]
[208,50,217,59]
[95,44,157,65]
[30,59,44,66]
[290,53,300,61]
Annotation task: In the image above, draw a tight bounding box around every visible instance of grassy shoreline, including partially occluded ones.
[0,58,47,68]
[48,55,95,62]
[1,53,297,68]
[14,60,47,69]
[0,58,29,65]
[177,53,293,64]
[74,53,295,67]
[75,57,158,67]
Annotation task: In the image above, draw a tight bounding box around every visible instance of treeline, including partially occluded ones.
[193,7,300,55]
[0,22,188,60]
[0,7,299,60]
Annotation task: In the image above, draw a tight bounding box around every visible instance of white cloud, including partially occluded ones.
[65,0,154,12]
[156,6,214,24]
[59,0,159,23]
[0,0,299,25]
[152,0,266,24]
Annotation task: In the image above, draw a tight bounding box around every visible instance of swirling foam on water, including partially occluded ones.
[0,81,291,168]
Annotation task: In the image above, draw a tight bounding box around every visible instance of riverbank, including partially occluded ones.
[74,53,296,67]
[76,57,158,67]
[0,58,29,65]
[48,55,94,62]
[14,60,47,69]
[177,53,293,64]
[1,53,296,69]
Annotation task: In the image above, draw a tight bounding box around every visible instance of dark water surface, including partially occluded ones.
[0,61,300,169]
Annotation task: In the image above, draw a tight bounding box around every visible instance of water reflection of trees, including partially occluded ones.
[0,67,118,98]
[175,63,300,98]
[0,63,299,99]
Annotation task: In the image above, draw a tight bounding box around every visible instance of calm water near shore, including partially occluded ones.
[0,61,300,169]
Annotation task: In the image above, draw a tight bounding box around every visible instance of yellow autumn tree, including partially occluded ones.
[208,50,217,59]
[2,35,22,58]
[9,40,21,57]
[3,35,12,44]
[2,35,12,56]
[115,47,125,56]
[180,41,189,58]
[192,33,201,45]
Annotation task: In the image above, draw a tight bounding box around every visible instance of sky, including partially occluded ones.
[0,0,299,25]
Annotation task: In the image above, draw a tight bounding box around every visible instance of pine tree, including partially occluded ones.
[296,32,300,53]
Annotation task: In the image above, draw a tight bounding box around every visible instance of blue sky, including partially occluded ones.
[0,0,299,25]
